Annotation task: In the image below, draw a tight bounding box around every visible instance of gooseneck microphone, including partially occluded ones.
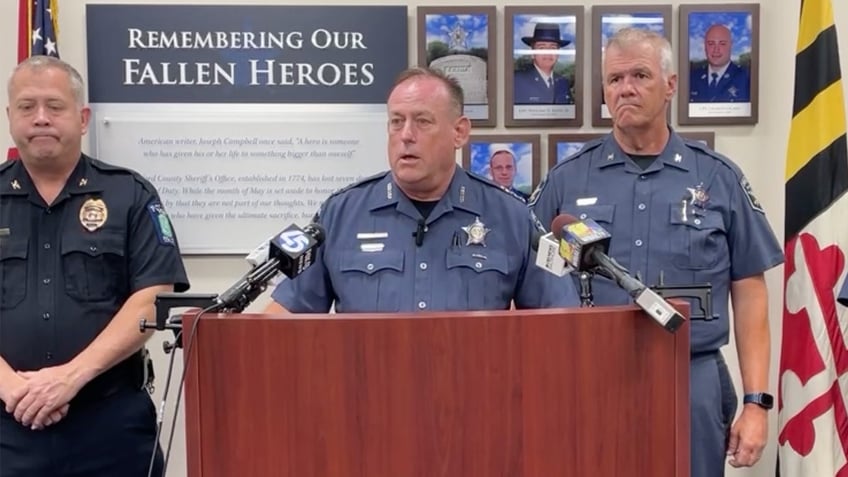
[551,214,685,333]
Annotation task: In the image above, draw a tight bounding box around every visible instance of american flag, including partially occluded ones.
[8,0,60,161]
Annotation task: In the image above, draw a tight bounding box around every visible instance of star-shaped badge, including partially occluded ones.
[461,217,490,246]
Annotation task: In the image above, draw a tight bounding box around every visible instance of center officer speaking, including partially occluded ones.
[265,67,578,313]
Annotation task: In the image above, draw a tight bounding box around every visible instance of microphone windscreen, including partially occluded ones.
[550,214,578,240]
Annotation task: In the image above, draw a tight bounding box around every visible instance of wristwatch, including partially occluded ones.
[743,392,774,410]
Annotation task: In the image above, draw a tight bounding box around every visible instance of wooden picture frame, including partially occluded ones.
[417,6,497,127]
[679,131,716,149]
[591,5,672,127]
[462,134,542,199]
[504,6,584,128]
[678,3,759,125]
[547,133,605,168]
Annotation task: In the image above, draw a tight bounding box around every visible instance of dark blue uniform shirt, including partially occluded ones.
[0,155,189,403]
[689,62,751,103]
[272,166,579,313]
[513,68,573,105]
[531,132,783,353]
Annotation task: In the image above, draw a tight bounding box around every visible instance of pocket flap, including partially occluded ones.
[669,205,726,231]
[572,204,615,224]
[0,237,28,261]
[340,250,404,275]
[446,250,508,274]
[61,232,125,257]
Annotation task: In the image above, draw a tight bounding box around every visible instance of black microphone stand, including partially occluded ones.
[578,270,595,307]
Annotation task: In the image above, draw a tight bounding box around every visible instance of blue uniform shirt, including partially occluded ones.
[272,166,579,313]
[689,62,751,103]
[0,155,189,401]
[531,132,783,353]
[514,68,573,105]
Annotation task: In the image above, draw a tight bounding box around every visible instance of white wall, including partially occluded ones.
[2,0,846,476]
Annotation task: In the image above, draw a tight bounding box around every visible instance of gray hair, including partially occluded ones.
[604,28,674,78]
[8,55,86,106]
[389,66,464,116]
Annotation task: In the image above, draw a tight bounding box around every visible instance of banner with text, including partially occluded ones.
[86,5,408,253]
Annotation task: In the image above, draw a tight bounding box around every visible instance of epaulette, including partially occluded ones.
[557,136,605,167]
[465,169,527,203]
[681,137,745,178]
[87,155,160,193]
[0,160,17,175]
[311,170,391,222]
[324,170,390,202]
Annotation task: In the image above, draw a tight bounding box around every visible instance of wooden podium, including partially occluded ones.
[182,305,689,477]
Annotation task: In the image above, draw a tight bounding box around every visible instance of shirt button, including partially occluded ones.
[694,218,702,225]
[419,262,428,270]
[474,262,482,269]
[579,213,588,220]
[366,263,374,271]
[43,243,51,249]
[417,301,427,309]
[637,203,646,210]
[45,208,52,214]
[640,175,647,180]
[89,245,98,252]
[45,352,53,360]
[42,278,51,285]
[42,312,50,320]
[635,239,643,247]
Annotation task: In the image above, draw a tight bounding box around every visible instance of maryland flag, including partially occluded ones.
[778,0,848,475]
[8,0,60,161]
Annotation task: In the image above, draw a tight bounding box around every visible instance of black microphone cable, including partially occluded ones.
[146,303,218,477]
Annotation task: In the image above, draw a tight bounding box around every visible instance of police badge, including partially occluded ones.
[461,217,490,246]
[79,198,108,232]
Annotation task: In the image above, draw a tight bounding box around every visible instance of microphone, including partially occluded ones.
[413,219,427,247]
[533,231,570,277]
[215,223,326,313]
[551,214,685,333]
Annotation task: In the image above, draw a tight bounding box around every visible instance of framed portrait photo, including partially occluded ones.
[678,4,760,125]
[591,5,672,127]
[417,6,497,127]
[504,6,583,128]
[679,131,716,149]
[547,133,605,168]
[462,134,542,200]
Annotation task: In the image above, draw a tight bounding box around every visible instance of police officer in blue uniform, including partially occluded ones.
[513,23,573,105]
[0,56,189,476]
[530,29,782,477]
[689,24,751,103]
[266,67,578,314]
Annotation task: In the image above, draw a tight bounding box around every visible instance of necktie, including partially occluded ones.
[709,72,719,88]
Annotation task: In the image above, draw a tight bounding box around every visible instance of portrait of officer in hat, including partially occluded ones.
[513,22,574,105]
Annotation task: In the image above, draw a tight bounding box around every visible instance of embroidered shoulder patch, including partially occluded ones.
[740,176,764,214]
[147,201,175,245]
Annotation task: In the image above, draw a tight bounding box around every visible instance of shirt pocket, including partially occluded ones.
[571,204,616,226]
[62,232,127,302]
[668,205,728,270]
[0,238,28,309]
[445,249,511,310]
[337,250,405,312]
